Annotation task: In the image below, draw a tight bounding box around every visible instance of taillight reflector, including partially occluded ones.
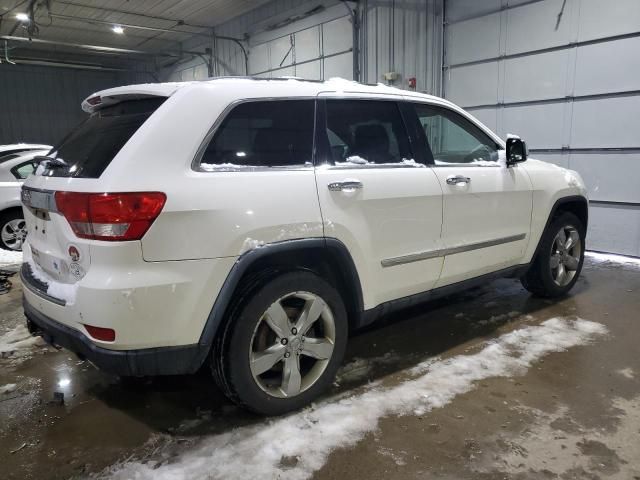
[84,324,115,342]
[55,191,166,241]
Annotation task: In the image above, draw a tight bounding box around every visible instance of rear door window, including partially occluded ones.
[322,100,413,166]
[44,98,165,178]
[197,100,315,170]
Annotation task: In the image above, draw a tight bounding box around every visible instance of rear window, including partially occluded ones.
[44,98,165,178]
[197,100,315,170]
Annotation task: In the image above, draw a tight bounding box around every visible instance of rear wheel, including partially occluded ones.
[521,212,585,297]
[212,271,348,415]
[0,210,27,251]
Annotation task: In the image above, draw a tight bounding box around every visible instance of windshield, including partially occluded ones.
[44,98,165,178]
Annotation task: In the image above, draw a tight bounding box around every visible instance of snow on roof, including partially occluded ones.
[83,76,445,112]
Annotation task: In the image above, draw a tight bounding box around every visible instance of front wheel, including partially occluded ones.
[212,271,348,415]
[521,211,585,297]
[0,210,27,251]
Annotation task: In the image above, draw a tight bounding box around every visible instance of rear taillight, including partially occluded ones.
[55,191,166,241]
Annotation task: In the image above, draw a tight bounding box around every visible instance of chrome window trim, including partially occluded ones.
[318,162,427,171]
[381,233,527,268]
[191,96,319,173]
[197,165,315,173]
[429,163,501,168]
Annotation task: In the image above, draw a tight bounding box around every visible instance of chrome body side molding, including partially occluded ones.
[381,233,527,268]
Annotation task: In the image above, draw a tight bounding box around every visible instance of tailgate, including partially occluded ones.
[21,187,89,302]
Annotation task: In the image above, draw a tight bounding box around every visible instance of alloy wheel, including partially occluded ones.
[249,291,336,398]
[1,218,27,251]
[550,225,582,287]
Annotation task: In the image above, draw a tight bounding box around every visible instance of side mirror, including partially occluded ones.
[506,137,528,166]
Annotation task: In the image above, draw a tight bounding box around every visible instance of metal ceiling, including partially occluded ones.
[0,0,270,63]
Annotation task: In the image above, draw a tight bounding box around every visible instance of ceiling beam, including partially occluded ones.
[51,0,215,31]
[47,13,213,38]
[0,35,205,58]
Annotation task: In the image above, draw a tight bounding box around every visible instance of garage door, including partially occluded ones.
[247,3,354,80]
[443,0,640,256]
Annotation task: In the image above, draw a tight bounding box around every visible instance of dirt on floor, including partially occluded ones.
[0,255,638,480]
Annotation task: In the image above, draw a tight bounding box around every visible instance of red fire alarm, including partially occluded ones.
[408,77,416,89]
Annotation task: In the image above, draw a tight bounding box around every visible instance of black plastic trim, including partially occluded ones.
[192,238,365,369]
[359,263,531,328]
[23,298,202,376]
[20,263,66,306]
[530,195,589,262]
[399,101,433,166]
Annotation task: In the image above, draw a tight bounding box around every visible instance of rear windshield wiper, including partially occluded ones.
[33,155,68,169]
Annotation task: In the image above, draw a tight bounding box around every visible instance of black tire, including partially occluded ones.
[212,270,348,415]
[521,211,585,297]
[0,209,26,252]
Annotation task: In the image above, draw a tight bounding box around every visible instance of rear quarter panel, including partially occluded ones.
[92,84,327,261]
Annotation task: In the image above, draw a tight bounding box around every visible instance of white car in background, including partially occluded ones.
[0,148,50,251]
[20,78,588,415]
[0,143,51,156]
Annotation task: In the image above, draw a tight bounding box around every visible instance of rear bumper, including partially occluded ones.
[23,296,207,376]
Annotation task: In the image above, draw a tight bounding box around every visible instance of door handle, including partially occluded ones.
[446,175,471,186]
[328,180,363,192]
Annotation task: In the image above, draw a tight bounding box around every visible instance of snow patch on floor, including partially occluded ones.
[0,383,17,395]
[376,446,407,466]
[617,367,635,379]
[0,324,45,359]
[0,250,22,266]
[586,251,640,268]
[104,317,606,480]
[335,352,402,384]
[473,397,640,479]
[478,310,521,327]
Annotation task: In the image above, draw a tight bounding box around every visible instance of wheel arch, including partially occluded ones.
[0,205,24,217]
[190,238,365,371]
[532,195,588,261]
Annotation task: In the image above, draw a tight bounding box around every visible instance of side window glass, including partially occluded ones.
[414,104,499,165]
[198,100,315,170]
[324,100,413,165]
[12,161,36,179]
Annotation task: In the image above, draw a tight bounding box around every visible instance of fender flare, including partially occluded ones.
[190,237,364,370]
[0,203,23,212]
[531,195,588,261]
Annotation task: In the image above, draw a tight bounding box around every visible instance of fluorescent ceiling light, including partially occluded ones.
[112,25,124,34]
[16,13,29,22]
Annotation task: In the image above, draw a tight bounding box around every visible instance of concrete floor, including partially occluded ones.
[0,255,638,480]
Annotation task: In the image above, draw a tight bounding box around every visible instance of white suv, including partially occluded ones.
[20,78,588,414]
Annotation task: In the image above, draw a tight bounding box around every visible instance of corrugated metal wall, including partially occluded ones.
[245,5,354,80]
[444,0,640,256]
[361,0,443,94]
[0,63,152,146]
[161,0,329,81]
[161,0,444,95]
